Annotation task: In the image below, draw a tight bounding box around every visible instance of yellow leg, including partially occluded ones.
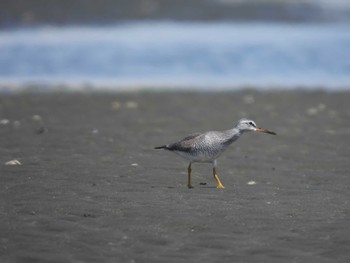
[187,163,194,189]
[213,167,225,189]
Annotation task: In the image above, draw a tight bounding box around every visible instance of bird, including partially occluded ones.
[155,118,276,189]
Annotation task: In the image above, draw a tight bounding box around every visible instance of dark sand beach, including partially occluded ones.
[2,0,346,27]
[0,90,350,262]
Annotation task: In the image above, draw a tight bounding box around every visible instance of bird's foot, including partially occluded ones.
[187,184,194,189]
[213,173,225,189]
[216,184,225,189]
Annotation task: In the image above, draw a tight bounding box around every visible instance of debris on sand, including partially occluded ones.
[247,181,257,185]
[306,103,326,116]
[125,101,138,109]
[36,126,48,134]
[111,100,121,110]
[32,115,42,122]
[0,119,10,125]
[5,159,22,166]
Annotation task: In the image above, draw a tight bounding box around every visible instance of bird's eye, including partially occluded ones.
[249,122,256,127]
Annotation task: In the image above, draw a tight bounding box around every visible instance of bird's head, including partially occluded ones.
[236,119,276,135]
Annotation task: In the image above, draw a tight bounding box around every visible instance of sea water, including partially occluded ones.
[0,22,349,91]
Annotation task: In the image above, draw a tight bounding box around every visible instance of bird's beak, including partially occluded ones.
[256,127,276,135]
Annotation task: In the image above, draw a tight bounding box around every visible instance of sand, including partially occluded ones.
[0,0,334,27]
[0,90,350,262]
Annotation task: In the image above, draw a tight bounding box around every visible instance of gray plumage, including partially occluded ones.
[155,118,276,189]
[156,129,240,162]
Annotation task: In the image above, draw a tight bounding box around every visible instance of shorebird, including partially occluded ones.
[155,119,276,189]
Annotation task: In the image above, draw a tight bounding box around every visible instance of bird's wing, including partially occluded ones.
[181,132,204,142]
[167,132,204,152]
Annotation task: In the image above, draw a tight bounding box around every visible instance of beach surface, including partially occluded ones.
[0,90,350,262]
[2,0,349,27]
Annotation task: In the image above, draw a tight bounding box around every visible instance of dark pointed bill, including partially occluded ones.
[256,127,276,135]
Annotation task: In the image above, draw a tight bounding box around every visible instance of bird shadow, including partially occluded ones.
[198,182,217,189]
[199,186,217,189]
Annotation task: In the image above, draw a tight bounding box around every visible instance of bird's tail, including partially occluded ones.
[154,145,168,150]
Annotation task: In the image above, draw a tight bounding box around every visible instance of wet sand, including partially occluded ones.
[1,0,339,27]
[0,90,350,262]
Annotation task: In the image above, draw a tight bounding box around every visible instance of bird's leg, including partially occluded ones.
[213,160,225,189]
[187,162,194,189]
[213,168,225,189]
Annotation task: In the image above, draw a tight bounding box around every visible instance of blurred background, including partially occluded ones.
[0,0,349,91]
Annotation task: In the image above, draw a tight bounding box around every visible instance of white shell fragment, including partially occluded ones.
[131,163,139,167]
[247,181,257,185]
[5,159,22,166]
[0,119,10,125]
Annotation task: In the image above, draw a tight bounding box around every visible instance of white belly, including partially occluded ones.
[174,149,223,163]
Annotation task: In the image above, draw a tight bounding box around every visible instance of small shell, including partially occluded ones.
[5,159,21,166]
[0,119,10,125]
[247,181,256,185]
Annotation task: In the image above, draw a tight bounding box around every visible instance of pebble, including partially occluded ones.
[131,163,138,167]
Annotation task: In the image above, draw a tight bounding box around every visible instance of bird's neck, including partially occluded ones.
[222,128,242,146]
